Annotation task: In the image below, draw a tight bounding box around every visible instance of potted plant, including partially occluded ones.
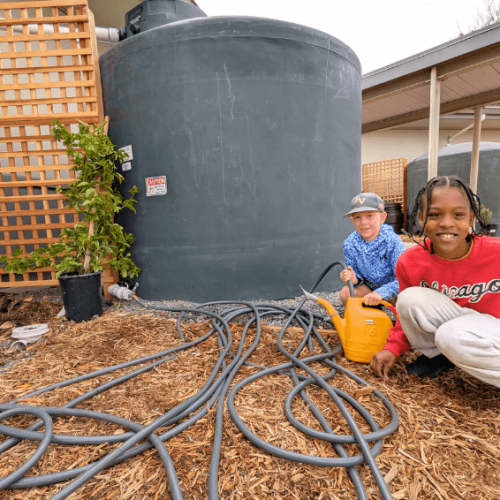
[480,204,492,225]
[479,204,498,236]
[0,119,140,322]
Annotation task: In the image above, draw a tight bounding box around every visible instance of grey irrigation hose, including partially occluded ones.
[227,355,384,462]
[0,306,234,495]
[0,354,175,453]
[228,300,399,446]
[219,304,369,500]
[0,262,398,500]
[0,407,53,490]
[25,301,272,500]
[4,306,246,491]
[226,265,396,500]
[202,291,397,500]
[2,379,227,490]
[268,303,368,500]
[206,304,336,499]
[0,302,235,453]
[174,300,354,500]
[276,290,393,500]
[1,306,386,494]
[1,302,388,498]
[32,306,237,500]
[207,306,263,499]
[0,403,183,499]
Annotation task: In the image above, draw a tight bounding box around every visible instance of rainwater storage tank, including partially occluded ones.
[100,1,362,301]
[407,142,500,230]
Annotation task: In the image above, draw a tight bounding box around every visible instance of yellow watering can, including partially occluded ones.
[301,286,396,363]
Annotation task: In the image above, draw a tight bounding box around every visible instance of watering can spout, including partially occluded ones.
[300,285,318,302]
[300,286,345,340]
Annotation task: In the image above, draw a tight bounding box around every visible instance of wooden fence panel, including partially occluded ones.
[361,158,408,228]
[0,1,114,289]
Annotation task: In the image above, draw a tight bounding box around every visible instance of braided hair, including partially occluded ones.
[409,175,488,252]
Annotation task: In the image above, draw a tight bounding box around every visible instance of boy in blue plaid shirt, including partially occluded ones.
[339,193,406,306]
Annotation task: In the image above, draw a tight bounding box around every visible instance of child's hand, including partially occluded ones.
[370,350,397,380]
[340,266,358,284]
[363,291,382,306]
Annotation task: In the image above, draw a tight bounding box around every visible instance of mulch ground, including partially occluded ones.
[0,299,499,500]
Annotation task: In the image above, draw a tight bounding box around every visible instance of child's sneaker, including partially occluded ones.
[405,353,455,378]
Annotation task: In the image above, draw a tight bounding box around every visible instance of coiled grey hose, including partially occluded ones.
[0,263,398,500]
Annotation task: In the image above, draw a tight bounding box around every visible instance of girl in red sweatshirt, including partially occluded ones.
[370,175,500,388]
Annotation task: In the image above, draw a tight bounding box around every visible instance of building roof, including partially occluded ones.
[362,21,500,133]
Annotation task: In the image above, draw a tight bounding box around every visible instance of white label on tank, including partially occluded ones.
[146,176,167,196]
[122,162,132,172]
[119,145,133,162]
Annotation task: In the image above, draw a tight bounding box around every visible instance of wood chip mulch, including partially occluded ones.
[0,308,499,500]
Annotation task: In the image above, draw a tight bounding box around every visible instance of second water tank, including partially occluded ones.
[407,142,500,229]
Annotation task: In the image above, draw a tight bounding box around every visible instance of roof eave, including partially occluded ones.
[362,20,500,90]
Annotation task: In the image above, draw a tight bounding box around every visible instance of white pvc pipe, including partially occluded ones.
[447,114,486,144]
[95,26,120,45]
[0,18,119,45]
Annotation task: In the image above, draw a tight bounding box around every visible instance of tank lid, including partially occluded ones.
[413,141,500,162]
[122,0,206,39]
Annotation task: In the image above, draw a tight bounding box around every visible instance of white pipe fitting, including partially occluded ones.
[11,324,49,350]
[108,284,134,300]
[95,27,120,45]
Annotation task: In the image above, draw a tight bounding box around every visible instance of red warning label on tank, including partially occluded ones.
[145,176,167,196]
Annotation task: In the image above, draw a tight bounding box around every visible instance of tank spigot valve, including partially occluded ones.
[300,286,318,302]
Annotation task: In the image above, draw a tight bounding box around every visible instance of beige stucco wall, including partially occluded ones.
[362,128,500,165]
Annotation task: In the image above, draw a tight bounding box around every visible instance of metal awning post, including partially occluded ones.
[469,106,484,193]
[428,66,441,180]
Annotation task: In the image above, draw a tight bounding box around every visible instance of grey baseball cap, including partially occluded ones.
[344,192,385,217]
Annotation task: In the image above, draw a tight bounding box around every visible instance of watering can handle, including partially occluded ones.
[379,300,398,318]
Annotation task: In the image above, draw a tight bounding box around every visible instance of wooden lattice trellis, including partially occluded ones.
[0,0,116,289]
[361,157,408,227]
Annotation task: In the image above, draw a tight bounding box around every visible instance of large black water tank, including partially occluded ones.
[100,3,362,301]
[407,142,500,230]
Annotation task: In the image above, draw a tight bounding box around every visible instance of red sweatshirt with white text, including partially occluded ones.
[384,236,500,356]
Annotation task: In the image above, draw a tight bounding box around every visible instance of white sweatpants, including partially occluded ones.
[397,287,500,388]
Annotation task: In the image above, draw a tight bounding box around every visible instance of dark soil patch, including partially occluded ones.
[0,293,62,327]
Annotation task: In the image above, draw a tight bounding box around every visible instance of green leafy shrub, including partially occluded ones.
[0,120,141,278]
[480,204,493,225]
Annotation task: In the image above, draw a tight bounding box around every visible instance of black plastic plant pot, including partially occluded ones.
[476,222,500,237]
[486,223,500,237]
[58,272,103,322]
